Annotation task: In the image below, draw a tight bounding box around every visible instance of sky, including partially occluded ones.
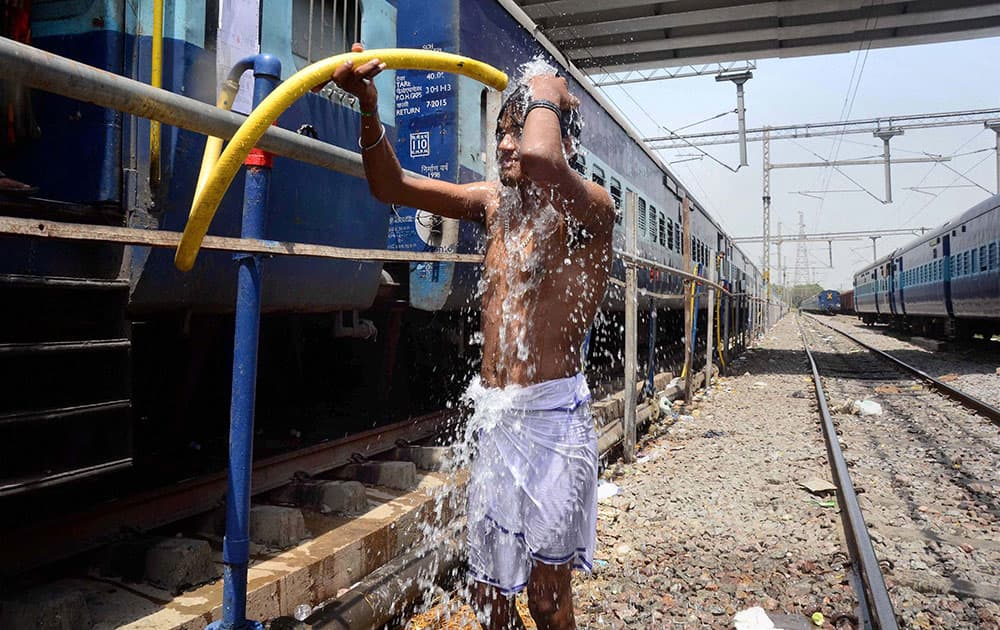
[598,36,1000,291]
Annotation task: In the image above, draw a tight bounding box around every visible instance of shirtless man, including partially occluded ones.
[332,45,613,630]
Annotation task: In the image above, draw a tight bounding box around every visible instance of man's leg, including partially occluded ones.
[526,562,575,630]
[473,582,526,630]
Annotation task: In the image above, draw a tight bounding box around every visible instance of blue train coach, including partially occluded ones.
[853,193,1000,339]
[0,0,765,495]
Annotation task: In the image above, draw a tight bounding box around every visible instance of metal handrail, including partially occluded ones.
[0,37,373,179]
[0,37,751,288]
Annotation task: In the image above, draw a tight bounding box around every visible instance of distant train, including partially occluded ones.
[800,290,841,314]
[853,193,1000,339]
[0,1,767,495]
[840,289,855,315]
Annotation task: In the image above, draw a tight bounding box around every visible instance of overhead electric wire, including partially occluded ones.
[815,0,883,230]
[532,2,744,179]
[894,127,987,223]
[902,151,994,226]
[938,161,993,195]
[790,138,885,204]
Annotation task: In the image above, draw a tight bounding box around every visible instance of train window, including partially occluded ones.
[658,212,666,247]
[647,205,656,241]
[990,243,998,269]
[591,164,606,188]
[962,225,967,232]
[572,153,587,176]
[637,197,647,238]
[972,249,978,274]
[980,246,988,272]
[666,219,674,251]
[610,178,622,210]
[293,0,363,67]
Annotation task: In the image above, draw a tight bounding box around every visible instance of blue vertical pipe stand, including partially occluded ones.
[208,54,281,630]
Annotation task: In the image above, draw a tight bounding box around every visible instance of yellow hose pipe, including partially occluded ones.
[149,0,164,185]
[174,49,508,271]
[193,79,241,202]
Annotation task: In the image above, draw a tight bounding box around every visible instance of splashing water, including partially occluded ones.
[402,58,600,629]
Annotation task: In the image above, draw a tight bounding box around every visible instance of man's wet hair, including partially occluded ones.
[497,83,582,142]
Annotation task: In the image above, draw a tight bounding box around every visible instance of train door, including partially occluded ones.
[887,258,898,316]
[942,233,954,318]
[873,267,880,315]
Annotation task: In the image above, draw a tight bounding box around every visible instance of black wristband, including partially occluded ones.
[524,99,563,121]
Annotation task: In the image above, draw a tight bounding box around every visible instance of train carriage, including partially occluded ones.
[840,289,855,315]
[853,193,1000,338]
[0,0,765,495]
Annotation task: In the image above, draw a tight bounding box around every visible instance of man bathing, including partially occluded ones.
[332,45,613,630]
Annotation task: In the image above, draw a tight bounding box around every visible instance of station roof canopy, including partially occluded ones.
[511,0,1000,74]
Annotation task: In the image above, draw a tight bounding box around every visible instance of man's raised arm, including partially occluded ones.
[330,44,492,224]
[518,74,613,234]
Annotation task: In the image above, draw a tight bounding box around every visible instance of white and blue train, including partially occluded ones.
[0,0,765,494]
[853,193,1000,339]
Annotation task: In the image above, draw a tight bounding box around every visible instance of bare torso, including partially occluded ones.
[480,184,611,388]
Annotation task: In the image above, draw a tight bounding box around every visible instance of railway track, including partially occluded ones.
[1,411,455,578]
[798,315,1000,628]
[1,371,683,629]
[808,315,1000,427]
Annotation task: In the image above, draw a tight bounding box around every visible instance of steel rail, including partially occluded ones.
[806,315,1000,427]
[0,411,454,577]
[796,316,900,630]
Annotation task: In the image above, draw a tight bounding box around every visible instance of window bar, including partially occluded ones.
[340,0,348,52]
[355,0,361,45]
[307,0,315,63]
[319,0,325,58]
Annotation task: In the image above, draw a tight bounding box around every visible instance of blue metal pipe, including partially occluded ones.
[209,54,281,630]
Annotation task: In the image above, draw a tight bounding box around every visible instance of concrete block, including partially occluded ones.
[99,539,151,582]
[336,461,417,490]
[270,480,367,514]
[392,445,453,471]
[313,481,368,514]
[603,395,623,418]
[250,505,309,549]
[0,583,92,630]
[590,400,614,424]
[144,538,217,591]
[653,371,673,390]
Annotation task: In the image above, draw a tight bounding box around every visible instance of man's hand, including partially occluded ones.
[324,43,387,113]
[527,74,579,111]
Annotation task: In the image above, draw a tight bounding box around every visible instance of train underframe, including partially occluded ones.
[859,312,998,340]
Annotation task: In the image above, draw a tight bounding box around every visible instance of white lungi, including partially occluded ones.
[464,373,598,595]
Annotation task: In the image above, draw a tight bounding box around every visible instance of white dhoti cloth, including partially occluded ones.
[464,373,598,595]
